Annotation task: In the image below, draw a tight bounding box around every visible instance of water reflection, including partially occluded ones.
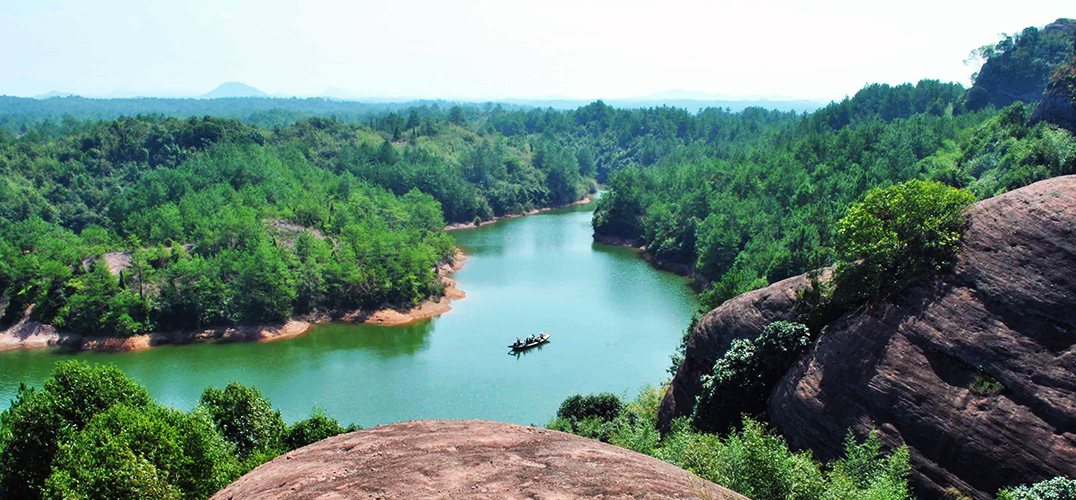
[308,320,435,359]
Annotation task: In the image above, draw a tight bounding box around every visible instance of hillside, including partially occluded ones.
[0,114,592,339]
[659,176,1076,499]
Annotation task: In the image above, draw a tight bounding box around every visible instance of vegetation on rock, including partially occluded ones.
[550,390,912,500]
[692,321,812,433]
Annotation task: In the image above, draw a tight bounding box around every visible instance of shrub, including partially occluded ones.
[284,406,355,450]
[692,321,812,433]
[0,362,154,500]
[0,362,244,500]
[832,180,976,306]
[199,383,286,461]
[556,392,623,424]
[657,417,910,500]
[970,366,1006,396]
[999,477,1076,500]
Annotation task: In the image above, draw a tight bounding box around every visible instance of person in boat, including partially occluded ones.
[515,337,522,347]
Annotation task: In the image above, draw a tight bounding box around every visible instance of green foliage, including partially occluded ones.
[660,418,911,500]
[0,110,596,336]
[0,362,353,500]
[692,321,812,433]
[0,362,154,499]
[549,387,910,500]
[970,366,1006,396]
[283,405,356,450]
[831,180,975,306]
[958,103,1076,198]
[998,477,1076,500]
[199,383,286,461]
[556,392,623,424]
[958,25,1075,113]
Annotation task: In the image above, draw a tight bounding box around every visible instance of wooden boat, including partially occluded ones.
[509,333,550,350]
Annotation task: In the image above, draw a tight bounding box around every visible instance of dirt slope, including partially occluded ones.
[211,419,745,500]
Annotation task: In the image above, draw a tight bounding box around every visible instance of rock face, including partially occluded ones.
[957,18,1075,113]
[1030,35,1075,132]
[660,176,1076,499]
[211,419,745,500]
[657,271,826,431]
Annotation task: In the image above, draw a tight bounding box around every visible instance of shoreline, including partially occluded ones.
[0,194,594,354]
[444,194,594,231]
[0,250,469,354]
[592,234,705,287]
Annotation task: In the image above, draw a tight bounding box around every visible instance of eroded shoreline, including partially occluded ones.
[0,251,468,354]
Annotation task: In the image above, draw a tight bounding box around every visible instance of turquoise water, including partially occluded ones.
[0,200,697,426]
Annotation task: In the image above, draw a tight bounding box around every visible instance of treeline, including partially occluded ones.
[0,112,593,336]
[590,78,1075,308]
[0,95,530,135]
[0,361,356,500]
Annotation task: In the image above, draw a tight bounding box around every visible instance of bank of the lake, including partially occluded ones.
[0,250,468,353]
[0,198,698,426]
[443,193,594,231]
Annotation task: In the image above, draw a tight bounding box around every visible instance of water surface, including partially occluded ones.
[0,200,697,425]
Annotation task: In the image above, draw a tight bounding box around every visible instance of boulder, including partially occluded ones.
[211,419,746,500]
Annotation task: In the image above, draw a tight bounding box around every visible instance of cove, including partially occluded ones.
[0,200,697,426]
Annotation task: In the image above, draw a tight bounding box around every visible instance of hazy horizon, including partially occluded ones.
[2,0,1071,101]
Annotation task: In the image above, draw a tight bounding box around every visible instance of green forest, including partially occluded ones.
[1,18,1075,500]
[0,110,593,336]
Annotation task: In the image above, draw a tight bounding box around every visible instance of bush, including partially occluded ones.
[0,362,154,499]
[284,406,356,450]
[999,477,1076,500]
[199,383,287,461]
[0,362,244,500]
[556,392,623,424]
[692,321,812,433]
[832,180,976,306]
[658,417,910,500]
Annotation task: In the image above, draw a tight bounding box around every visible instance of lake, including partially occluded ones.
[0,199,698,425]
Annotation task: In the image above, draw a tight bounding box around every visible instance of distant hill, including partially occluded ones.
[32,91,77,99]
[201,82,268,99]
[501,96,825,114]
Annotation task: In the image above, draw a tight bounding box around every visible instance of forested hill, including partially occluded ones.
[0,113,594,337]
[957,18,1075,113]
[591,46,1075,309]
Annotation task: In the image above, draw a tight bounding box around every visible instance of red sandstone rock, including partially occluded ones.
[210,419,744,500]
[661,176,1076,499]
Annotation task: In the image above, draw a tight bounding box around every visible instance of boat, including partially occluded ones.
[509,333,550,350]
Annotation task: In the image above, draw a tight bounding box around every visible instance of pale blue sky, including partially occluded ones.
[1,0,1071,100]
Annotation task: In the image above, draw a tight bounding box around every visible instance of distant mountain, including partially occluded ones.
[318,87,362,101]
[201,82,268,99]
[33,91,78,99]
[501,96,826,114]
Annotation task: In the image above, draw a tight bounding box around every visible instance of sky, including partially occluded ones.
[1,0,1071,101]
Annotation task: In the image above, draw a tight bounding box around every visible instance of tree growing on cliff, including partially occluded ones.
[831,180,976,306]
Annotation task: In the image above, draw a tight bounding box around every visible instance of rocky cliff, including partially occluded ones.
[211,419,745,500]
[957,18,1075,113]
[1030,32,1076,132]
[660,176,1076,499]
